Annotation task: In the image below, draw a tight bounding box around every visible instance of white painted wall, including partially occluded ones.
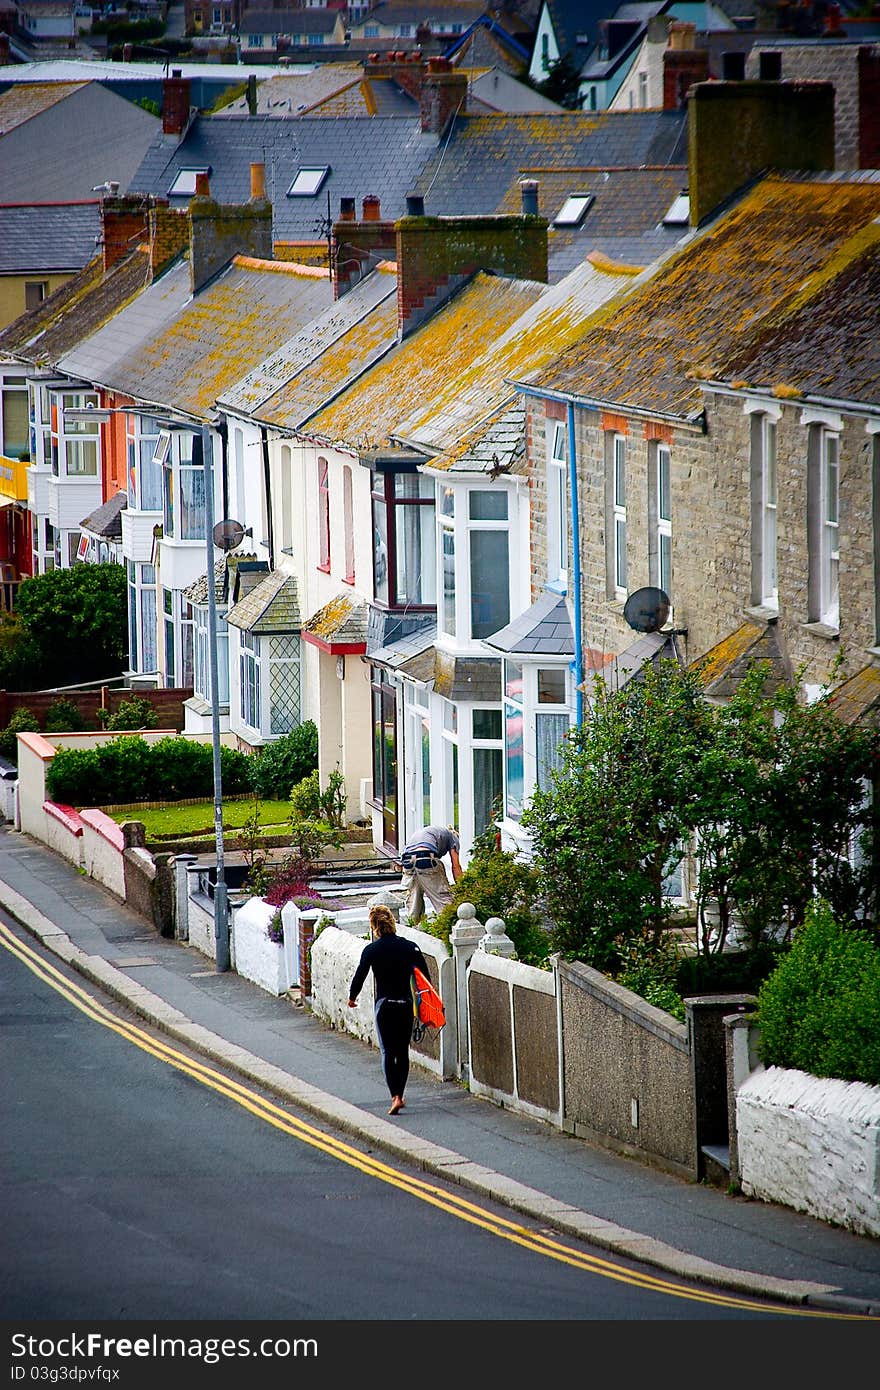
[737,1065,880,1238]
[80,809,126,900]
[231,895,290,994]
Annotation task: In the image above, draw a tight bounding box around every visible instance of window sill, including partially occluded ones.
[744,604,778,624]
[606,598,626,617]
[342,574,356,587]
[800,620,840,642]
[316,563,331,575]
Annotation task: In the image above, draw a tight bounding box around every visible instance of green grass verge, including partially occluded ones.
[106,798,293,839]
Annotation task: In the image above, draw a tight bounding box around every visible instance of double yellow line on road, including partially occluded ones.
[0,918,867,1320]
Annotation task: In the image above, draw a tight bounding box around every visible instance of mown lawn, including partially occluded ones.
[106,797,293,839]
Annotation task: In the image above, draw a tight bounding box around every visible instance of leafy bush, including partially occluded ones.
[105,696,159,731]
[44,735,253,805]
[430,846,550,967]
[249,722,318,798]
[616,934,686,1022]
[0,564,127,689]
[44,699,85,734]
[675,943,785,999]
[290,766,346,828]
[756,899,880,1085]
[0,706,40,762]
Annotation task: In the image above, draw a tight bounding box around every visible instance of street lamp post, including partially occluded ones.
[200,425,229,972]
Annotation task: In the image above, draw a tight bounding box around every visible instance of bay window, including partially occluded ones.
[160,430,205,541]
[437,483,511,641]
[371,468,436,608]
[127,414,163,511]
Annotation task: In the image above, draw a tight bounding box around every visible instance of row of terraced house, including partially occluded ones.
[0,62,879,874]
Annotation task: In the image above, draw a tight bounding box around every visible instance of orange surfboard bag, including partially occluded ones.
[411,966,446,1040]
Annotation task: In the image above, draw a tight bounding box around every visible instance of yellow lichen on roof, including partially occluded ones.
[690,622,765,687]
[232,256,329,277]
[306,593,355,638]
[308,275,541,451]
[587,250,643,276]
[536,175,880,417]
[259,295,400,429]
[0,81,85,131]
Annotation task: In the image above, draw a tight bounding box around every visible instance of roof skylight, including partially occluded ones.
[286,166,330,197]
[168,167,210,197]
[662,191,690,226]
[553,193,594,228]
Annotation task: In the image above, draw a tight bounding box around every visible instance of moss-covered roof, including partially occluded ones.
[225,569,300,633]
[527,175,880,420]
[690,619,790,700]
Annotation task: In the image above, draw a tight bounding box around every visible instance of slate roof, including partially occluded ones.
[826,666,880,729]
[127,115,436,244]
[580,629,681,695]
[366,623,437,671]
[0,248,152,370]
[0,201,101,275]
[59,257,335,420]
[492,165,688,279]
[183,559,230,606]
[431,401,527,475]
[225,569,301,633]
[216,67,417,119]
[219,263,397,420]
[465,67,563,113]
[526,174,880,422]
[127,107,688,259]
[79,489,126,538]
[433,648,502,701]
[484,589,573,655]
[302,593,369,649]
[712,226,880,410]
[0,81,85,134]
[239,9,342,34]
[307,272,544,452]
[0,82,160,203]
[690,620,791,701]
[538,0,614,65]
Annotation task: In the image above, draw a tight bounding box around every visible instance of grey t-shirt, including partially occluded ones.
[405,826,459,859]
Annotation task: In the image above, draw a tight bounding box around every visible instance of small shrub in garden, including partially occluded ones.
[44,699,85,733]
[220,745,254,795]
[105,696,158,731]
[249,722,318,798]
[756,898,880,1086]
[431,847,549,966]
[290,769,322,821]
[0,706,40,762]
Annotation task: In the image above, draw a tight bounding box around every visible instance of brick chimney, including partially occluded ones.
[162,69,191,137]
[250,162,267,201]
[364,52,467,135]
[420,56,468,135]
[688,79,835,226]
[858,45,880,168]
[396,201,548,337]
[663,22,709,109]
[189,190,273,294]
[100,194,152,271]
[331,194,397,299]
[148,201,189,276]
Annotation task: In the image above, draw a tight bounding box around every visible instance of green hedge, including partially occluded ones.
[45,736,253,806]
[249,722,318,799]
[756,899,880,1086]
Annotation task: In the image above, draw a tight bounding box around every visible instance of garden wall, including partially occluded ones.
[467,951,559,1123]
[736,1063,880,1238]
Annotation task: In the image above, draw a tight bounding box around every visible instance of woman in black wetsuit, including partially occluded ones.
[347,903,429,1116]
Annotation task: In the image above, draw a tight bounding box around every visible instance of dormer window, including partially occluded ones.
[286,166,330,197]
[553,193,594,228]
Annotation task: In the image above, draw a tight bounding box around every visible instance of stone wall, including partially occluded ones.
[736,1065,880,1237]
[560,959,696,1178]
[468,949,559,1121]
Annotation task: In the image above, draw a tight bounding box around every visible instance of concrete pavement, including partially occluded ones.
[1,823,879,1317]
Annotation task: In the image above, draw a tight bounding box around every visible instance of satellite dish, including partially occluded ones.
[623,586,670,634]
[212,518,248,552]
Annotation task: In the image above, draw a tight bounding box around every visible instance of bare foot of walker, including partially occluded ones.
[388,1097,404,1115]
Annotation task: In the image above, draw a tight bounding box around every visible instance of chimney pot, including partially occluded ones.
[195,172,211,197]
[250,162,266,200]
[339,196,356,220]
[520,179,539,216]
[405,193,425,216]
[362,195,381,221]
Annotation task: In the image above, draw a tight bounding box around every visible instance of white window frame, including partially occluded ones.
[759,417,778,608]
[547,420,569,588]
[656,443,672,601]
[503,660,572,822]
[819,428,840,628]
[238,629,262,733]
[51,389,100,479]
[436,484,511,643]
[612,433,627,596]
